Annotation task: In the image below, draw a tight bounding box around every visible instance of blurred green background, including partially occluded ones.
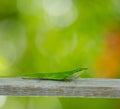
[0,0,120,109]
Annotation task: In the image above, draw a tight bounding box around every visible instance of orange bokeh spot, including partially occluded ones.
[93,54,119,78]
[104,30,120,58]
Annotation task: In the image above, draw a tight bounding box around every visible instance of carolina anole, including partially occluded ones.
[1,67,87,81]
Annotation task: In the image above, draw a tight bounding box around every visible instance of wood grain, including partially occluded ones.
[0,78,120,98]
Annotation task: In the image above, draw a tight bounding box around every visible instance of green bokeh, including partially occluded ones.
[0,0,120,109]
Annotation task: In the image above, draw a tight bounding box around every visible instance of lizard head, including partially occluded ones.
[73,67,87,72]
[65,68,87,81]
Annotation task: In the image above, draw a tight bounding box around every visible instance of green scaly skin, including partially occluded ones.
[0,68,87,81]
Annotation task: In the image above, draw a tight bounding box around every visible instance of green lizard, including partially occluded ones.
[1,67,87,81]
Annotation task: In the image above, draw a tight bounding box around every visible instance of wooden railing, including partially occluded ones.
[0,78,120,98]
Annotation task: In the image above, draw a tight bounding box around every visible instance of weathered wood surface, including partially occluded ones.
[0,78,120,98]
